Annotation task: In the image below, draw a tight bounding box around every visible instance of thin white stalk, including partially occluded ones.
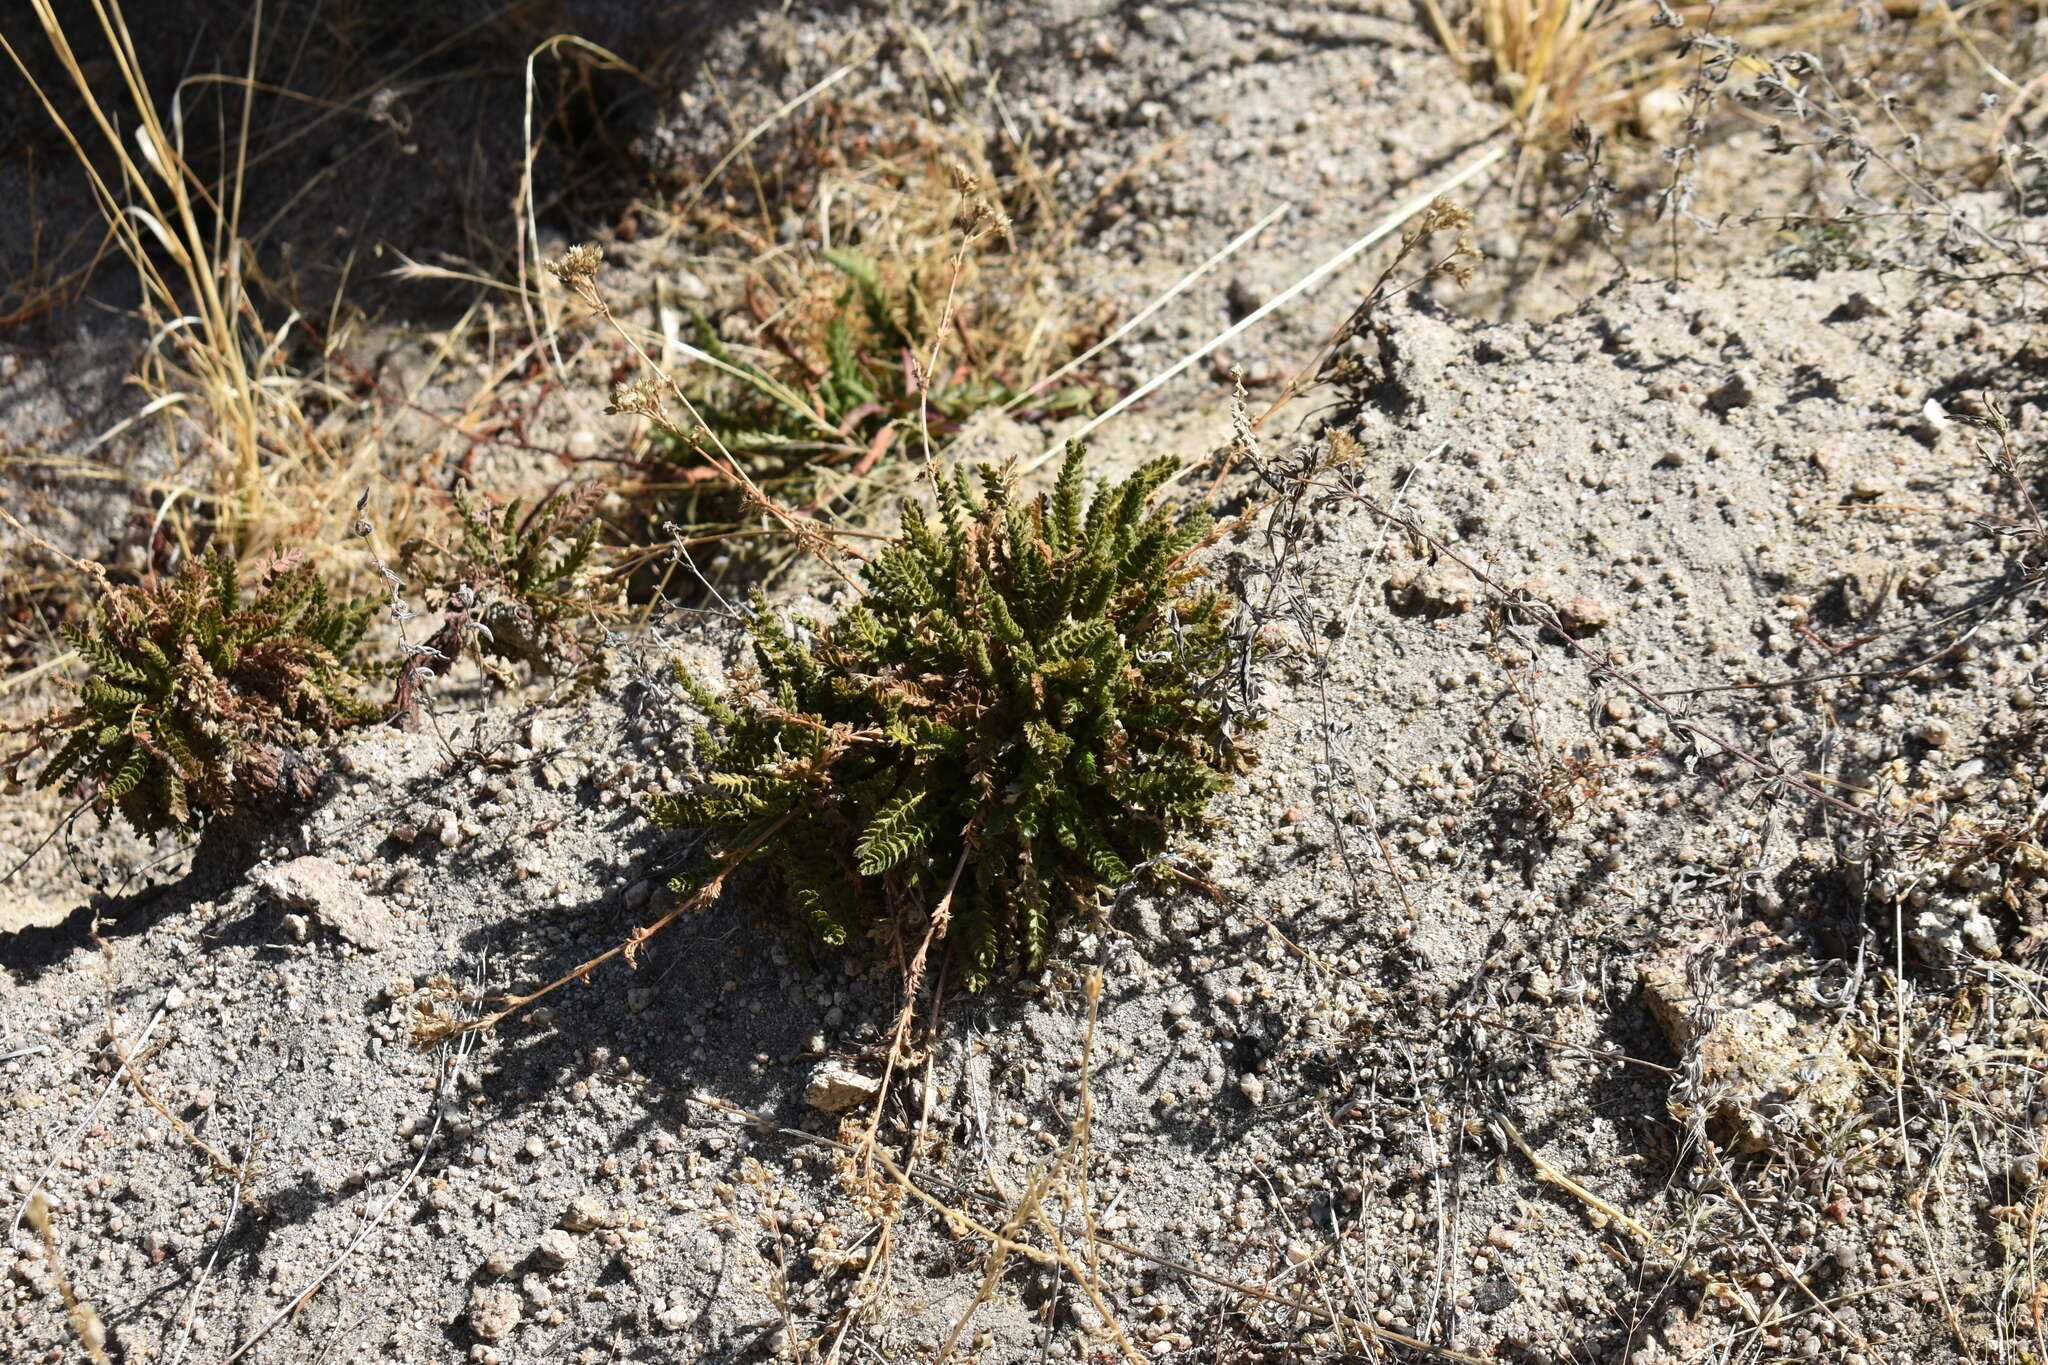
[1006,202,1292,411]
[1024,142,1508,473]
[163,1156,243,1365]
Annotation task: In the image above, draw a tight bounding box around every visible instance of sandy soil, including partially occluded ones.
[6,3,2048,1364]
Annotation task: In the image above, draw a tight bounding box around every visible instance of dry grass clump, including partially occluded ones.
[1423,0,1874,148]
[0,3,636,653]
[3,2,313,554]
[626,47,1111,546]
[0,0,479,691]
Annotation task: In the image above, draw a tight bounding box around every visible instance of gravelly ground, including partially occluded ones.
[7,3,2048,1364]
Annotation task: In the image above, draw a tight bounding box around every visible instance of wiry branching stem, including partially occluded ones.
[409,813,793,1046]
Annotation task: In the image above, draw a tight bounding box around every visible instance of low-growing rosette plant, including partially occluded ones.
[646,442,1250,989]
[13,549,376,837]
[390,483,612,724]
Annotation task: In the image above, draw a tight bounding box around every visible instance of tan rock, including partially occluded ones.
[1639,946,1856,1155]
[804,1062,882,1114]
[466,1286,520,1343]
[1557,593,1614,634]
[256,856,396,950]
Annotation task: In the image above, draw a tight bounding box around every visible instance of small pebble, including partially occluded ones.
[467,1287,520,1343]
[533,1229,577,1270]
[561,1195,611,1232]
[1710,368,1757,410]
[1911,717,1953,748]
[1558,594,1613,634]
[805,1062,882,1114]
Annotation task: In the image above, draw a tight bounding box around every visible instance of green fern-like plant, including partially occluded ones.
[661,251,1101,506]
[19,550,376,837]
[430,483,609,678]
[646,442,1249,990]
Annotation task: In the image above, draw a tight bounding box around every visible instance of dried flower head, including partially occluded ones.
[1418,196,1474,235]
[606,377,667,418]
[1405,197,1480,289]
[547,242,604,289]
[946,160,1012,241]
[407,975,472,1047]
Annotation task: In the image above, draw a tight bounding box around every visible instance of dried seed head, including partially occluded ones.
[547,242,604,288]
[408,976,474,1048]
[947,159,1011,241]
[606,377,666,418]
[968,198,1013,242]
[1411,197,1479,289]
[1418,197,1474,234]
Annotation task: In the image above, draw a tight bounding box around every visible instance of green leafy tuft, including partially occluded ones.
[654,252,1102,526]
[647,442,1251,990]
[393,484,613,723]
[15,549,376,838]
[446,482,609,680]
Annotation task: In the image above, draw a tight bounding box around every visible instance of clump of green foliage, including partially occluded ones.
[647,443,1248,989]
[446,482,607,680]
[397,483,609,706]
[666,250,1098,501]
[17,550,376,837]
